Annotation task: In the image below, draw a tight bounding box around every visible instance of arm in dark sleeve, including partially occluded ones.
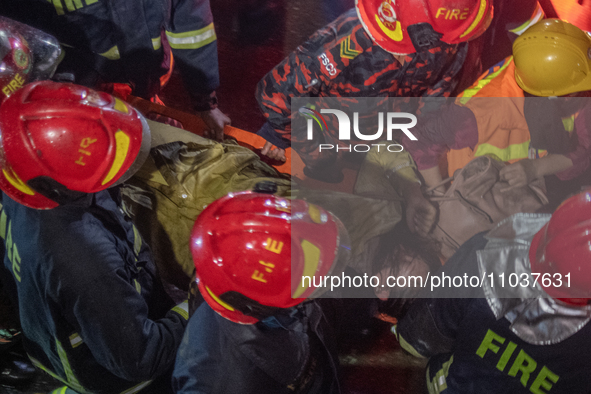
[396,298,472,358]
[396,234,489,358]
[173,303,281,394]
[256,122,291,150]
[402,102,479,170]
[59,230,188,382]
[423,43,468,98]
[168,0,219,111]
[173,303,221,394]
[255,43,325,147]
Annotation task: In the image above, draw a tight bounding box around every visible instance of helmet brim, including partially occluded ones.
[529,222,574,300]
[197,279,259,325]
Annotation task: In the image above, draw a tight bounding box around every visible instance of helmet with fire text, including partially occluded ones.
[514,19,591,97]
[355,0,493,54]
[0,26,32,104]
[0,81,151,209]
[190,192,351,324]
[0,16,61,104]
[529,191,591,305]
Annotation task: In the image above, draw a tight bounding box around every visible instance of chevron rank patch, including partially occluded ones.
[340,35,362,60]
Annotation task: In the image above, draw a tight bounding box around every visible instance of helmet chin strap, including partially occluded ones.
[407,23,443,51]
[219,291,285,321]
[27,176,87,206]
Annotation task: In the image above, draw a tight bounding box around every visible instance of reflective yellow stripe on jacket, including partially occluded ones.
[96,37,162,60]
[508,2,545,36]
[49,0,99,15]
[165,23,216,50]
[458,57,513,102]
[427,355,455,394]
[99,45,121,60]
[447,58,538,176]
[29,353,87,394]
[29,340,153,394]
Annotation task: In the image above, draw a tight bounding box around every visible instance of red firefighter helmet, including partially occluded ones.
[529,191,591,304]
[356,0,493,54]
[0,81,151,209]
[191,192,350,324]
[0,27,32,104]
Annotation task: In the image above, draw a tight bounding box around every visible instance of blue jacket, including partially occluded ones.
[397,234,591,394]
[0,189,188,393]
[3,0,219,109]
[173,300,341,394]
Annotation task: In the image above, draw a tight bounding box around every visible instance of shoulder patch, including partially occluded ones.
[314,23,367,80]
[318,52,339,79]
[340,35,362,60]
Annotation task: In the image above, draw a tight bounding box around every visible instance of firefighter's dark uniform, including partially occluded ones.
[396,214,591,394]
[0,189,188,394]
[255,8,467,155]
[3,0,219,110]
[172,300,341,394]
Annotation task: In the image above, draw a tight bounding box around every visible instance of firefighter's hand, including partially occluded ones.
[199,108,231,141]
[261,141,286,162]
[406,193,437,237]
[500,160,538,192]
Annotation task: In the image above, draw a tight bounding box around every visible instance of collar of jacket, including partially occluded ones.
[477,213,591,345]
[54,187,121,209]
[218,302,323,386]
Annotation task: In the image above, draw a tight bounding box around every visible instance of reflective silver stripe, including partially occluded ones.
[120,380,152,394]
[165,23,216,49]
[510,5,544,36]
[171,300,189,320]
[99,45,120,60]
[152,36,162,51]
[69,333,83,348]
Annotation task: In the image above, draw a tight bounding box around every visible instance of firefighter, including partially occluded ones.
[395,190,591,393]
[255,0,494,175]
[2,0,230,140]
[454,0,544,93]
[0,17,62,388]
[0,81,188,393]
[404,19,591,207]
[172,192,350,393]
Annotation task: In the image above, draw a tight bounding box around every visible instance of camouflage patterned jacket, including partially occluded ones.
[255,8,468,149]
